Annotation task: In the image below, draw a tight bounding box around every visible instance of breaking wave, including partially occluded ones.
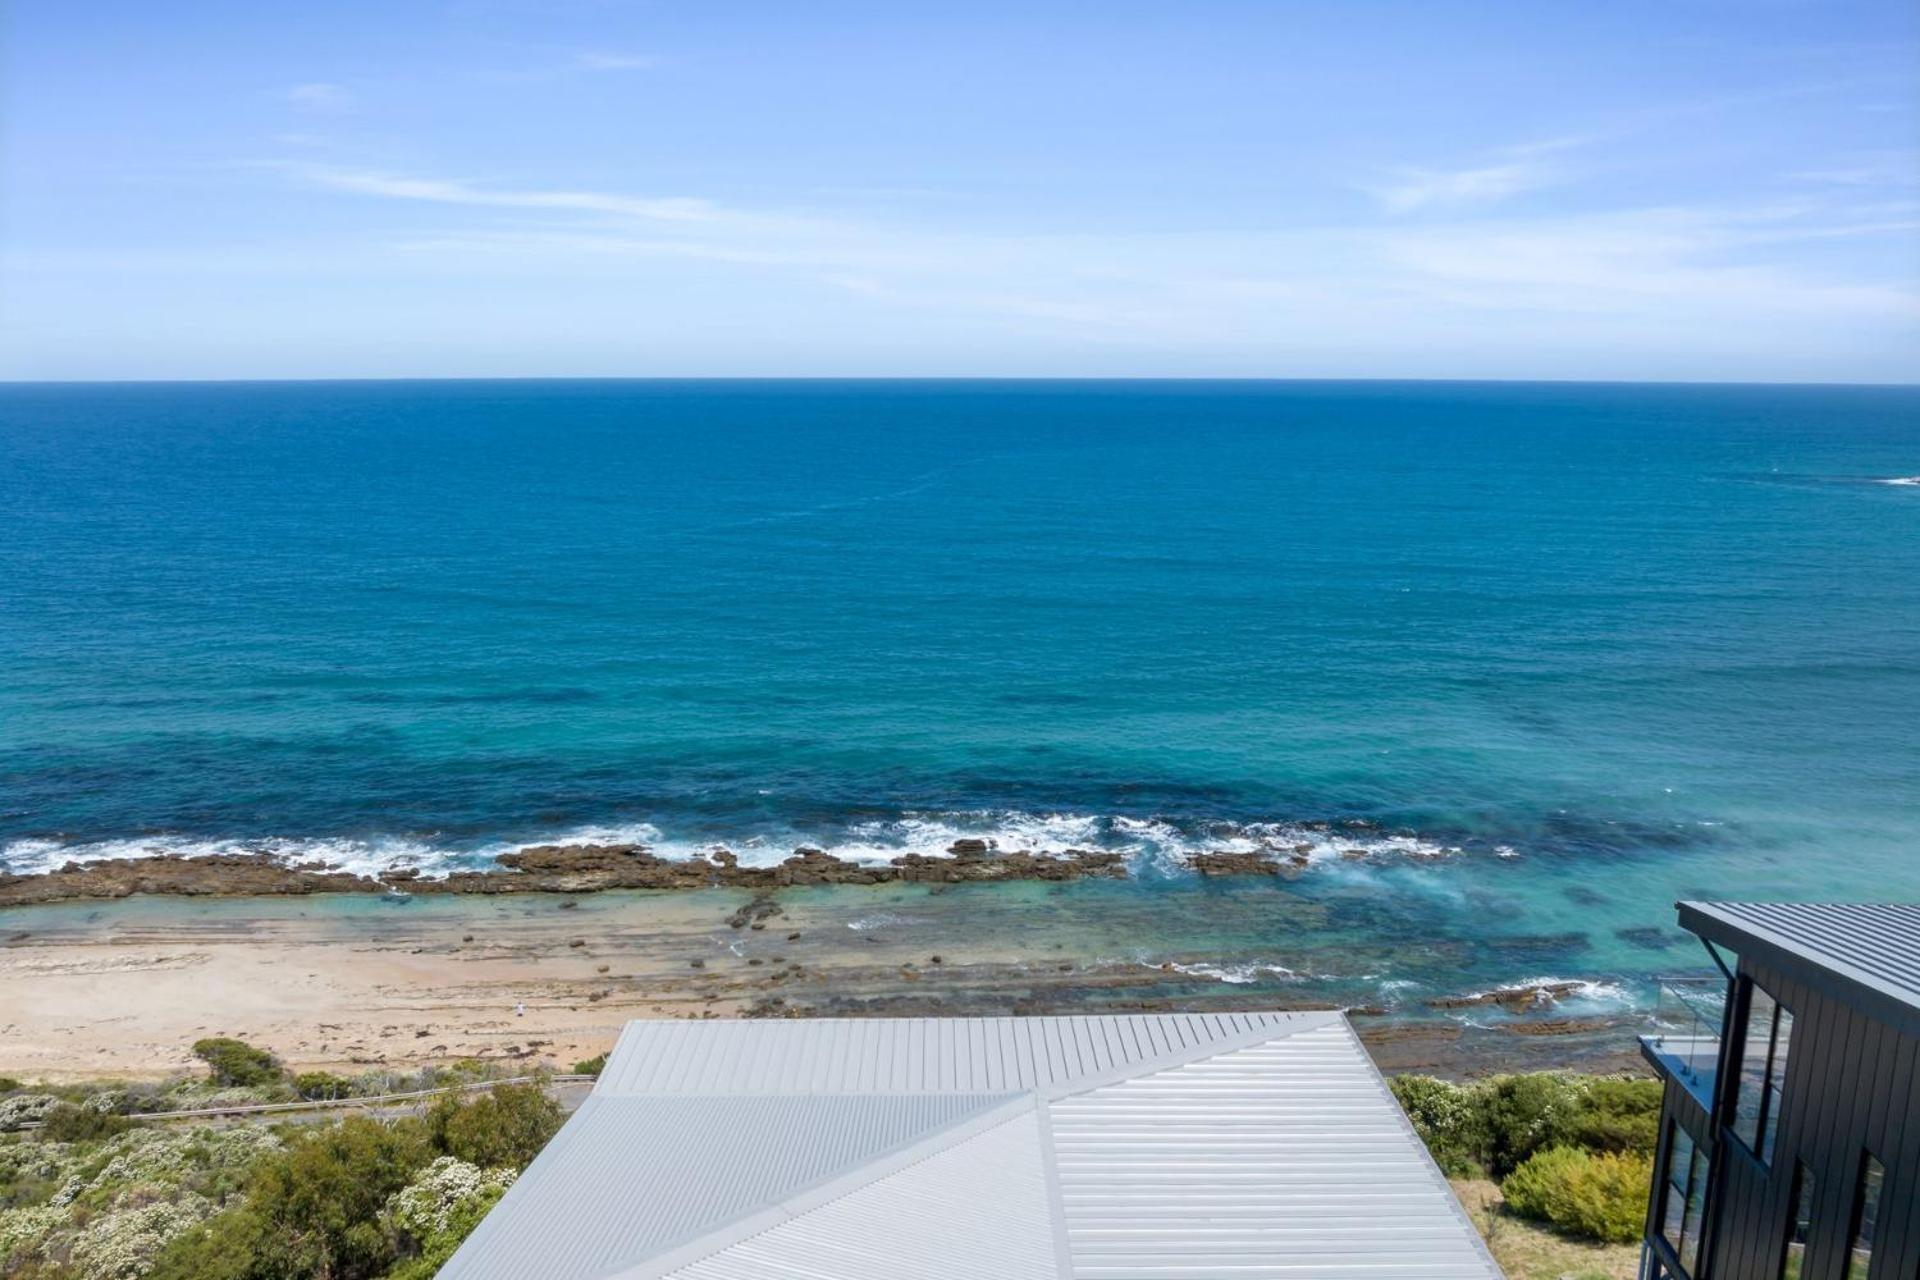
[0,809,1489,882]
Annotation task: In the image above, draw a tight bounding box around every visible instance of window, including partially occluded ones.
[1731,980,1793,1163]
[1846,1154,1884,1280]
[1661,1122,1711,1275]
[1762,1007,1793,1162]
[1663,1126,1694,1255]
[1781,1162,1815,1280]
[1683,1146,1711,1275]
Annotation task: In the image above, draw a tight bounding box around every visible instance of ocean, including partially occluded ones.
[3,379,1917,1015]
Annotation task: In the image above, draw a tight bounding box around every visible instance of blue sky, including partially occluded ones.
[3,1,1917,381]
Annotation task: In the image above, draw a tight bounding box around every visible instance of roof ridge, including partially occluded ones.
[602,1093,1040,1280]
[1035,1008,1346,1102]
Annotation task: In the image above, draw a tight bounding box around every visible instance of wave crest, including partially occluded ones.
[0,809,1483,881]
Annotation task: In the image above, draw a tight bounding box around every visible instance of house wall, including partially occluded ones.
[1704,956,1920,1280]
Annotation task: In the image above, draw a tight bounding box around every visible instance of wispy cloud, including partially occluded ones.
[573,51,660,73]
[1373,162,1553,214]
[1370,137,1588,214]
[298,168,734,227]
[286,162,1920,352]
[285,82,351,113]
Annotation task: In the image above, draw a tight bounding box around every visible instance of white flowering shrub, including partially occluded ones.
[0,1094,59,1132]
[0,1139,67,1185]
[0,1203,65,1260]
[83,1090,128,1117]
[386,1156,516,1239]
[68,1195,214,1280]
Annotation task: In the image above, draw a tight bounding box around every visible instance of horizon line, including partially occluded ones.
[3,374,1918,390]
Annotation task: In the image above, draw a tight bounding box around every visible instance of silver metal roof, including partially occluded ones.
[1051,1022,1500,1279]
[440,1013,1500,1280]
[1679,901,1920,1028]
[595,1012,1319,1096]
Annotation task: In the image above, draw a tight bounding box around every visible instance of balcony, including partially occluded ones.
[1640,976,1727,1108]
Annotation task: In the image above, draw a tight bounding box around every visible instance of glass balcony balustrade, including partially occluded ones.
[1641,976,1729,1107]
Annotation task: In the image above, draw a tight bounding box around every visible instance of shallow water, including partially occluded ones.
[3,380,1917,1007]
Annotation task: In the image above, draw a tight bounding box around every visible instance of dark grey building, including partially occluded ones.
[1641,902,1920,1280]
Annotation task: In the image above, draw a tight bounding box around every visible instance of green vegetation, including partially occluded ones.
[0,1050,564,1280]
[1391,1071,1661,1245]
[572,1053,607,1078]
[424,1084,562,1170]
[189,1040,281,1089]
[33,1106,132,1145]
[147,1084,558,1280]
[291,1072,358,1101]
[1501,1146,1654,1244]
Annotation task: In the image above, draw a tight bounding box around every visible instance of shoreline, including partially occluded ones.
[1,883,1653,1085]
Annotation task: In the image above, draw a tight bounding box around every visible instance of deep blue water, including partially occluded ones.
[2,380,1917,1001]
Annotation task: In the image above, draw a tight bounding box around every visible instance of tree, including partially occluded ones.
[426,1084,562,1170]
[149,1115,431,1280]
[190,1038,281,1088]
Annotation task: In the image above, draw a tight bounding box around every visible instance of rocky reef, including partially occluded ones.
[0,839,1133,907]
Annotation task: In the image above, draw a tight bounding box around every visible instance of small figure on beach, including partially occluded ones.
[515,1002,525,1018]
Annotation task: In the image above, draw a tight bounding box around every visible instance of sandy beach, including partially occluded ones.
[0,882,1649,1084]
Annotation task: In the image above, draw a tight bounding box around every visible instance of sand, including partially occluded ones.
[0,885,1648,1083]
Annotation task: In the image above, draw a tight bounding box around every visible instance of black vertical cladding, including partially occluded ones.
[1682,954,1920,1280]
[1883,1032,1919,1269]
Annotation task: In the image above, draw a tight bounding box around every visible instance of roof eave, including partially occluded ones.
[1676,901,1920,1039]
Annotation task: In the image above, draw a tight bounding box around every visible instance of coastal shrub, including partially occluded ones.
[1565,1077,1662,1156]
[148,1115,432,1280]
[292,1072,357,1101]
[1501,1145,1652,1243]
[34,1105,132,1145]
[1387,1076,1481,1175]
[385,1156,515,1241]
[0,1203,68,1264]
[0,1096,60,1134]
[1474,1073,1589,1178]
[0,1138,67,1210]
[0,1079,22,1096]
[572,1053,607,1078]
[380,1179,510,1280]
[68,1195,215,1280]
[189,1039,280,1089]
[1390,1071,1661,1179]
[425,1084,561,1170]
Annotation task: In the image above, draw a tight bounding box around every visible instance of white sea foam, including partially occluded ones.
[1451,975,1638,1014]
[1876,476,1920,487]
[844,912,931,932]
[0,809,1477,882]
[1164,960,1300,985]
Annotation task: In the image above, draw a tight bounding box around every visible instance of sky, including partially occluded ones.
[2,1,1917,382]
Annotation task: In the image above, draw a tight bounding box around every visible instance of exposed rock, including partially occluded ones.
[0,839,1132,906]
[1503,1017,1613,1037]
[727,895,785,931]
[892,846,1127,884]
[0,854,380,906]
[947,838,990,855]
[1428,981,1588,1012]
[1185,851,1279,877]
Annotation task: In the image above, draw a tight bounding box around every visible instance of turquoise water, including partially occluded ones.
[2,380,1916,1003]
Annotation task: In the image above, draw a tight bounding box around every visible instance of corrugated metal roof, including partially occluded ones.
[1050,1021,1499,1279]
[596,1012,1326,1096]
[1680,901,1920,1012]
[662,1104,1061,1280]
[441,1092,1016,1280]
[441,1013,1500,1280]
